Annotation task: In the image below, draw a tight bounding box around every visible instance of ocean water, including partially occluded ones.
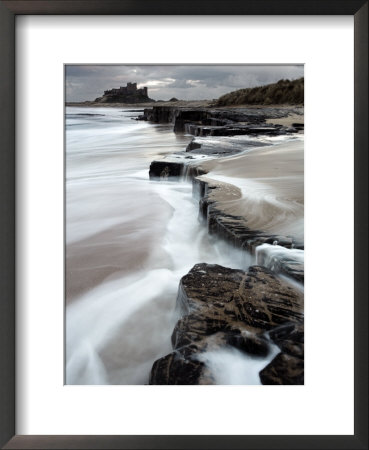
[65,106,303,385]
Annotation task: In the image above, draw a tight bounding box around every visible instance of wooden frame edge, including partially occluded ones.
[0,1,367,449]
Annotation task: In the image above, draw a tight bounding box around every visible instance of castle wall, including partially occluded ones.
[99,82,150,103]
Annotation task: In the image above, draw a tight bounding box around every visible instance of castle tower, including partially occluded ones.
[98,82,150,103]
[127,82,137,93]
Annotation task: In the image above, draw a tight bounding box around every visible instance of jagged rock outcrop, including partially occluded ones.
[140,106,211,132]
[256,245,304,283]
[185,136,270,157]
[146,104,304,385]
[184,123,286,137]
[140,106,178,123]
[186,139,202,152]
[149,264,304,385]
[148,163,304,281]
[260,322,304,385]
[292,122,304,130]
[138,105,304,135]
[269,322,304,359]
[149,160,206,180]
[149,160,183,180]
[193,177,304,282]
[260,353,304,384]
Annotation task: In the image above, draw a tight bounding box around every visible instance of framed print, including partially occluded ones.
[0,1,368,449]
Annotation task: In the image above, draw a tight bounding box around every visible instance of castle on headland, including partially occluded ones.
[94,82,153,103]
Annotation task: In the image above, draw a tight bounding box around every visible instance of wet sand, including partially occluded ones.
[266,113,304,128]
[66,193,173,304]
[197,139,304,242]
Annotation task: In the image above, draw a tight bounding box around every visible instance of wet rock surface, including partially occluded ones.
[269,322,304,359]
[138,106,303,139]
[149,160,206,180]
[147,106,304,384]
[149,350,206,385]
[259,352,304,385]
[256,246,304,283]
[139,105,302,125]
[149,160,184,180]
[185,136,270,157]
[150,159,304,281]
[184,123,287,137]
[149,264,304,385]
[194,177,304,282]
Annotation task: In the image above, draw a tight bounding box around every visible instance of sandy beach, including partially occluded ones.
[66,192,172,303]
[66,105,304,385]
[266,112,304,128]
[192,138,304,242]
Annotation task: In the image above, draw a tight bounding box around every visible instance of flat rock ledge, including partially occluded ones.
[149,160,206,181]
[149,162,304,282]
[138,105,303,136]
[149,264,304,385]
[193,177,304,283]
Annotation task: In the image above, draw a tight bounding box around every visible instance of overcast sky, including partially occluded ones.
[65,65,304,102]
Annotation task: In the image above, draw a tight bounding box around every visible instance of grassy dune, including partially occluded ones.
[216,77,304,106]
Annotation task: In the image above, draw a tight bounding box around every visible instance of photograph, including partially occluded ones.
[65,64,304,385]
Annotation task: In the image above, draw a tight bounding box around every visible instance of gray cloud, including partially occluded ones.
[65,65,304,102]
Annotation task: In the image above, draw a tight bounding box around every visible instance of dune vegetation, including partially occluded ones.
[216,77,304,106]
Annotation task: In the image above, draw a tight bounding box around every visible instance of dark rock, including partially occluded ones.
[141,106,178,123]
[149,349,207,385]
[150,263,304,384]
[149,159,207,182]
[269,322,304,359]
[135,114,147,121]
[140,106,303,135]
[225,332,269,357]
[177,263,304,335]
[186,137,269,157]
[186,139,202,152]
[259,352,304,385]
[179,264,303,331]
[171,315,229,348]
[173,110,211,133]
[169,97,179,102]
[149,161,183,180]
[186,124,283,137]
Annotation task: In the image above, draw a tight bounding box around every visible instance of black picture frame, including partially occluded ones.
[0,1,367,449]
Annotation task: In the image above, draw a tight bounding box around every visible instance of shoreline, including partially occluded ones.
[142,104,304,384]
[66,103,304,385]
[67,101,304,132]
